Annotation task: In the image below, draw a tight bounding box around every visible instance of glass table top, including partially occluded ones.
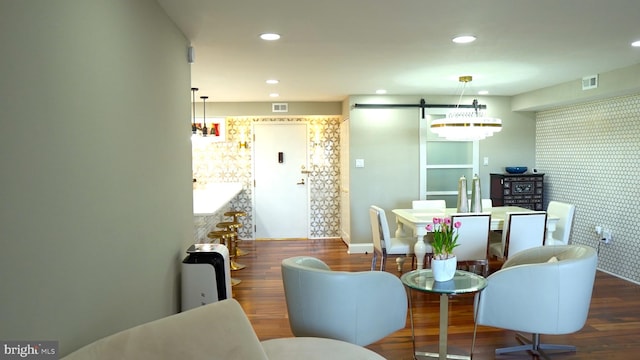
[401,269,487,295]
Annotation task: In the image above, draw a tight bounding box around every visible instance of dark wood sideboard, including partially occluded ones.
[490,173,544,210]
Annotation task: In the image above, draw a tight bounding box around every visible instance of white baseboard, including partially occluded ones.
[347,242,373,254]
[597,267,640,285]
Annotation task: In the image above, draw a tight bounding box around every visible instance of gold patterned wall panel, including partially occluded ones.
[192,116,342,239]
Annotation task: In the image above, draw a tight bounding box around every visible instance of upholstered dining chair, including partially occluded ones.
[468,198,493,211]
[412,199,446,210]
[281,256,407,347]
[482,198,493,210]
[369,205,415,272]
[489,211,547,260]
[472,245,597,359]
[545,201,576,245]
[450,212,491,276]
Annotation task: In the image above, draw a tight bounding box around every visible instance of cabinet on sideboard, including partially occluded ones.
[490,173,544,210]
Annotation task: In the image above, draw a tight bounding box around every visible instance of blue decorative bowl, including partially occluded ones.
[505,166,528,174]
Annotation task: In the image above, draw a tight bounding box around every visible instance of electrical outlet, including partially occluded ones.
[595,226,602,235]
[602,229,613,244]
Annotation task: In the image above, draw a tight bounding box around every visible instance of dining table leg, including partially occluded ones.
[394,217,407,238]
[414,238,427,270]
[545,221,557,244]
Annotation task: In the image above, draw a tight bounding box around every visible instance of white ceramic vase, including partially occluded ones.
[432,256,457,282]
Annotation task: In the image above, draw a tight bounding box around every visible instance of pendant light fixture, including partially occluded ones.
[430,76,502,141]
[191,87,198,135]
[200,95,208,137]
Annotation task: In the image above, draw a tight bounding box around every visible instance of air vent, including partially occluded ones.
[582,75,598,90]
[272,103,288,113]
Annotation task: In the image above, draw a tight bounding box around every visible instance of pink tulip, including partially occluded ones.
[426,224,433,231]
[454,221,462,229]
[433,217,441,224]
[444,217,452,225]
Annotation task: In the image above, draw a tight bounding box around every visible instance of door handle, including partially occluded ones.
[296,178,305,185]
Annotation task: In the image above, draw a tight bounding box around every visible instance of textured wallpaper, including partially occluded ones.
[536,93,640,283]
[192,116,342,240]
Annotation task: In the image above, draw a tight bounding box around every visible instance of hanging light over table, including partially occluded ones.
[430,76,502,141]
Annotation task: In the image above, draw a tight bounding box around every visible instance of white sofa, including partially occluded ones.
[62,298,386,360]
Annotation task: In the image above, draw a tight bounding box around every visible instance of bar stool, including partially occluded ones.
[206,230,241,286]
[215,221,246,271]
[224,210,249,256]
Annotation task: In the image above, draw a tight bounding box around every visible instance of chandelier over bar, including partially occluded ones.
[200,95,209,137]
[191,87,198,134]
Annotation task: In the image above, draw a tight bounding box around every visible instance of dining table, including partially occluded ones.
[392,206,559,270]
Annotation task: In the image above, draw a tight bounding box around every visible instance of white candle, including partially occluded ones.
[457,175,468,213]
[470,174,482,212]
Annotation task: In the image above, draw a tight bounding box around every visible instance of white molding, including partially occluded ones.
[347,242,373,254]
[597,267,640,286]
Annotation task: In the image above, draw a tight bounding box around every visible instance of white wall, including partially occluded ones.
[0,0,193,355]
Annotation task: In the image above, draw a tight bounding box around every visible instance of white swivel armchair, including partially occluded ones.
[546,201,576,245]
[473,245,597,359]
[370,205,416,272]
[281,256,407,347]
[451,212,491,276]
[489,211,547,260]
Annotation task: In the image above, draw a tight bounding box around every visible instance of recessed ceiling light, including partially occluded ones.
[266,79,279,84]
[478,90,489,95]
[376,89,387,94]
[260,33,281,41]
[632,40,640,47]
[269,93,279,97]
[452,35,477,44]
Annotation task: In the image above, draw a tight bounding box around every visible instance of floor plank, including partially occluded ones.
[231,239,640,360]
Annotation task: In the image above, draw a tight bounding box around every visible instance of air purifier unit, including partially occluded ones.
[181,243,231,311]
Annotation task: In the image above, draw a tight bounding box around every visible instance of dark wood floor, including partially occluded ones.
[231,238,640,360]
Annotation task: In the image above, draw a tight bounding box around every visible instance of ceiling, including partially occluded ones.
[157,0,640,103]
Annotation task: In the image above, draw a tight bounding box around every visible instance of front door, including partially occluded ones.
[253,123,309,239]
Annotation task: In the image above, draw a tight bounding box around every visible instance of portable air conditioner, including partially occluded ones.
[181,243,231,312]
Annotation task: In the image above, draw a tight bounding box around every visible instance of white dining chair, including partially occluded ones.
[467,198,493,211]
[482,198,493,210]
[489,211,547,260]
[369,205,416,273]
[451,212,491,276]
[545,201,576,245]
[411,199,446,210]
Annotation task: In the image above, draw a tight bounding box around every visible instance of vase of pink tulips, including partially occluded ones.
[426,217,461,281]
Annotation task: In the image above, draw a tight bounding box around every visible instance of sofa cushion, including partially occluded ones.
[62,299,269,360]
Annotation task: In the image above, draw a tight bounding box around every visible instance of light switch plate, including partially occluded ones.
[355,159,365,168]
